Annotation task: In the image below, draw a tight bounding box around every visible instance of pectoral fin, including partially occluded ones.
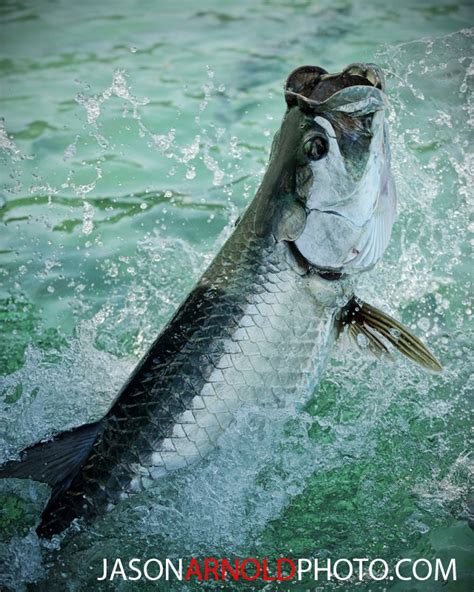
[340,297,443,372]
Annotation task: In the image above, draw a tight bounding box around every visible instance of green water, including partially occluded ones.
[0,1,473,590]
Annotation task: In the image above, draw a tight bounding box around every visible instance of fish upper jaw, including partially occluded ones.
[320,63,385,92]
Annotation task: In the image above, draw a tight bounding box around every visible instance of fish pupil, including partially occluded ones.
[306,136,328,160]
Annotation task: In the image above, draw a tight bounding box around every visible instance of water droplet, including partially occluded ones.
[389,328,401,340]
[82,201,94,235]
[417,317,431,332]
[185,167,196,180]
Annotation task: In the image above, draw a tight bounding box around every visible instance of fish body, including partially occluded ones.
[0,63,441,538]
[40,224,345,537]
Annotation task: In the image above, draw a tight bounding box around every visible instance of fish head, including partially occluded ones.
[256,63,396,275]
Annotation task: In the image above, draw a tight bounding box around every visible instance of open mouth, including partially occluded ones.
[285,63,385,107]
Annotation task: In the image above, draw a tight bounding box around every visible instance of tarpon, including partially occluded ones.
[0,63,442,539]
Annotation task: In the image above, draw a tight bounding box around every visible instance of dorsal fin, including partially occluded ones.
[340,297,443,372]
[0,421,102,487]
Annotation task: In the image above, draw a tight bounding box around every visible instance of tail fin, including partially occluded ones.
[0,421,102,505]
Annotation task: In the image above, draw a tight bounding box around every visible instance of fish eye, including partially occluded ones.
[303,135,328,161]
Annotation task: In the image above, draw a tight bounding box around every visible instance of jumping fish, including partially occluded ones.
[0,63,442,538]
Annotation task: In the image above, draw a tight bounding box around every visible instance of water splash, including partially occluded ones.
[0,119,24,163]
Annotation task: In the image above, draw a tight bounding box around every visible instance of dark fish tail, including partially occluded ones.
[0,421,103,536]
